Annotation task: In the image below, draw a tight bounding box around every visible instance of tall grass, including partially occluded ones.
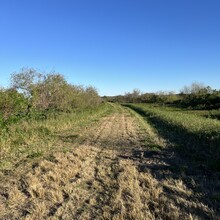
[0,103,113,171]
[126,103,220,170]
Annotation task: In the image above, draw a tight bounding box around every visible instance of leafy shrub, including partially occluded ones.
[0,88,28,120]
[0,68,101,127]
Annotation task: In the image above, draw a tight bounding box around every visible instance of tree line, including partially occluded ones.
[104,83,220,110]
[0,68,101,123]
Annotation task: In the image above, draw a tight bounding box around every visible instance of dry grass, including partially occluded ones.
[0,103,112,171]
[0,103,219,219]
[0,146,99,219]
[0,146,191,220]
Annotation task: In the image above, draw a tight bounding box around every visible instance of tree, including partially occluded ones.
[11,68,43,97]
[9,68,101,113]
[180,82,206,94]
[32,73,71,111]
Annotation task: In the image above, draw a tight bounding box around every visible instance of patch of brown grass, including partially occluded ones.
[0,146,99,219]
[0,104,219,219]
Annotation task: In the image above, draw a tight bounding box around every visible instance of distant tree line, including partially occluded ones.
[104,83,220,110]
[0,68,101,124]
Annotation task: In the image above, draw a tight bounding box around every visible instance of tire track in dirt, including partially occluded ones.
[86,107,141,150]
[86,113,117,146]
[0,104,218,220]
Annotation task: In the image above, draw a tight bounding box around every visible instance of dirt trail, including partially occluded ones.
[0,105,219,220]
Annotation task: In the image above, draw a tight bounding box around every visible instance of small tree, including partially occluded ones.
[11,68,43,97]
[10,68,101,113]
[180,82,206,95]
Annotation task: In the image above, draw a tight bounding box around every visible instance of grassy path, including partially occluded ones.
[0,103,219,219]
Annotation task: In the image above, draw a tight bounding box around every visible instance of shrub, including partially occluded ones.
[0,88,28,120]
[0,68,101,126]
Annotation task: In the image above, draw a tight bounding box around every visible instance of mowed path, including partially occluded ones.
[0,104,218,220]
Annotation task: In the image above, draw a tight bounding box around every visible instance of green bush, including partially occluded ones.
[0,88,28,120]
[0,68,101,127]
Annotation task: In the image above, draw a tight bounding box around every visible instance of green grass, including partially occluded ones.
[183,109,220,120]
[0,102,114,171]
[148,104,220,120]
[125,103,220,170]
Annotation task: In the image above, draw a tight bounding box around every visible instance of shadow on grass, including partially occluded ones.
[57,134,79,143]
[123,104,220,219]
[124,104,220,171]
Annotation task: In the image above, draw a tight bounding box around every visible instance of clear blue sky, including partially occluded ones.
[0,0,220,96]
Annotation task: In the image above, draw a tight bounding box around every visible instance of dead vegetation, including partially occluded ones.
[0,104,219,220]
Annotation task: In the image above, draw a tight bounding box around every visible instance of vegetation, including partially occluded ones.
[0,72,220,219]
[0,102,112,171]
[125,103,220,170]
[105,82,220,110]
[1,104,219,219]
[0,88,28,124]
[0,68,104,170]
[0,68,100,125]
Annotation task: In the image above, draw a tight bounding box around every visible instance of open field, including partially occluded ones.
[0,103,219,219]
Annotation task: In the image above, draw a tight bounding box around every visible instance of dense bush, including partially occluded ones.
[0,88,28,120]
[179,91,220,110]
[105,83,220,110]
[0,68,101,126]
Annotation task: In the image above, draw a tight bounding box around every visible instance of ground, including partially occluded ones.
[0,104,219,220]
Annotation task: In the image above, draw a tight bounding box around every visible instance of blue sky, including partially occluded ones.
[0,0,220,96]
